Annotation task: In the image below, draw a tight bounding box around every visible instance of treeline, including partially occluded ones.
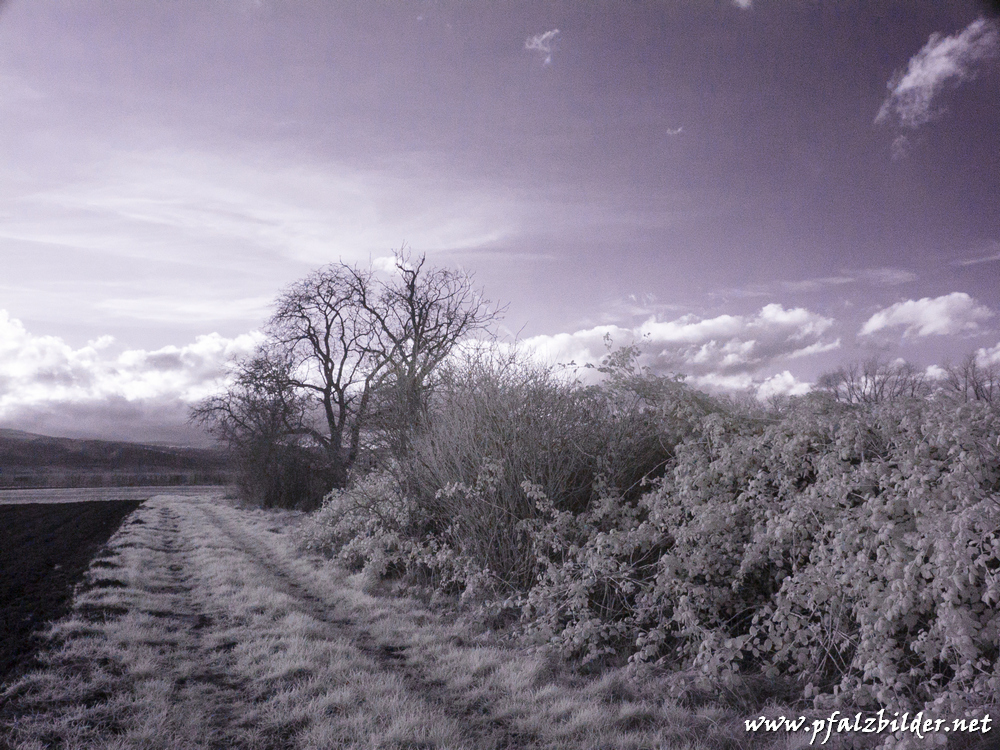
[0,429,231,489]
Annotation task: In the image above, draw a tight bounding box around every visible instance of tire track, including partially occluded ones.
[130,503,251,750]
[195,501,541,750]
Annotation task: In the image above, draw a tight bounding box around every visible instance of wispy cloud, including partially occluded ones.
[891,134,911,160]
[523,303,837,380]
[0,147,519,268]
[525,29,560,65]
[751,267,916,295]
[955,241,1000,266]
[95,295,275,324]
[859,292,993,337]
[858,267,918,285]
[875,17,999,128]
[0,310,260,442]
[732,0,753,9]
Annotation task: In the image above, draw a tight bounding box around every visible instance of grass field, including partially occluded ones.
[0,491,870,750]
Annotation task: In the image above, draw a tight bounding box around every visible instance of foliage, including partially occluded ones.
[299,471,418,580]
[402,343,707,590]
[519,393,1000,719]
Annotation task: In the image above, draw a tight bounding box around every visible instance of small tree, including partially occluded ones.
[192,250,501,508]
[190,349,328,507]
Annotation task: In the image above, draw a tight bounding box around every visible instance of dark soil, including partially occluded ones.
[0,500,143,686]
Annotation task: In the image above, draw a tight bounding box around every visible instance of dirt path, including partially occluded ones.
[0,495,542,749]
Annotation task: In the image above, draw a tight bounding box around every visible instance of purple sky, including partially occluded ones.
[1,0,999,445]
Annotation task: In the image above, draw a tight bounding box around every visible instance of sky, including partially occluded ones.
[1,0,999,445]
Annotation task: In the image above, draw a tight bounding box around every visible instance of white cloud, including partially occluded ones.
[526,29,560,65]
[0,310,260,442]
[925,364,949,380]
[859,292,993,338]
[732,0,753,9]
[756,371,811,399]
[978,341,1000,366]
[875,17,999,128]
[522,303,836,377]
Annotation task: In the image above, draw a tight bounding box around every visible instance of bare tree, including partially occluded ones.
[190,350,325,507]
[192,250,502,507]
[355,251,505,455]
[943,352,1000,403]
[266,263,384,489]
[815,356,928,404]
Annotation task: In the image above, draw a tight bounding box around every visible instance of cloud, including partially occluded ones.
[526,29,560,65]
[768,267,916,295]
[875,17,999,128]
[95,295,274,323]
[781,276,856,293]
[522,303,837,378]
[756,371,812,399]
[891,134,911,160]
[0,147,518,271]
[0,310,261,442]
[955,241,1000,266]
[665,127,684,136]
[732,0,753,8]
[925,364,949,380]
[858,267,918,286]
[859,292,994,337]
[977,341,1000,366]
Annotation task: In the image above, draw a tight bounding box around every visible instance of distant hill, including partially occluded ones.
[0,429,231,488]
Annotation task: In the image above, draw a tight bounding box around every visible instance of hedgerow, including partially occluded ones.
[517,393,1000,720]
[299,349,1000,724]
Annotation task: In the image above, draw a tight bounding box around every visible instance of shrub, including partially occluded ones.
[299,471,417,579]
[515,393,1000,719]
[402,344,706,590]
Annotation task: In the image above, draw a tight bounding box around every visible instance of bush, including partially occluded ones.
[300,343,1000,722]
[518,394,1000,717]
[299,471,417,579]
[402,345,706,590]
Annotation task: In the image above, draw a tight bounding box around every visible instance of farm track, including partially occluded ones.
[0,495,538,749]
[197,502,539,749]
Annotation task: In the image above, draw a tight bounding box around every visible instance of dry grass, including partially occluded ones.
[2,493,844,749]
